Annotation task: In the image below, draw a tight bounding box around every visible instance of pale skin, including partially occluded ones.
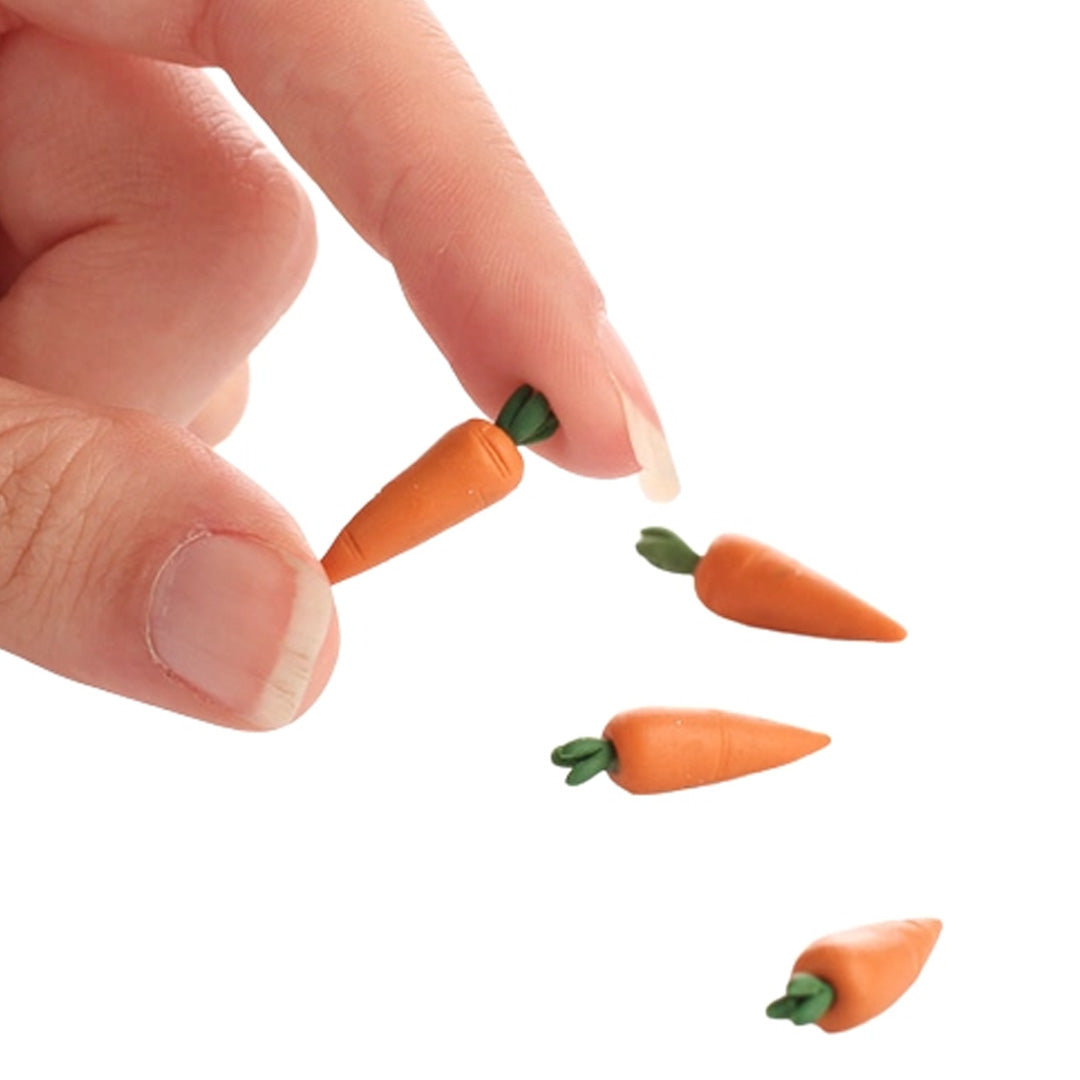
[0,1,676,731]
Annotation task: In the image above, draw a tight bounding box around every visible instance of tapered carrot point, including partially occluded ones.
[766,918,942,1032]
[320,386,558,583]
[636,528,906,642]
[551,707,830,794]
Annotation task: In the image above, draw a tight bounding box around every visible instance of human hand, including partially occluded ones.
[0,1,676,730]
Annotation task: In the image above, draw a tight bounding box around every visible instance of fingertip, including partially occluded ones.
[507,318,679,499]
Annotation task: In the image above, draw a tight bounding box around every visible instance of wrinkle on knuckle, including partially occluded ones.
[375,116,517,263]
[185,0,229,64]
[232,146,315,267]
[178,113,315,296]
[0,408,118,618]
[374,156,426,258]
[373,55,503,256]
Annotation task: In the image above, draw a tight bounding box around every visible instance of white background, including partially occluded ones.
[2,2,1077,1076]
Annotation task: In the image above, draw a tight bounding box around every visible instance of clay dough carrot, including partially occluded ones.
[551,707,830,794]
[636,528,906,641]
[321,386,557,583]
[766,918,942,1032]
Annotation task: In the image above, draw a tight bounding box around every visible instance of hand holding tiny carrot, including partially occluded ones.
[766,918,942,1032]
[551,707,830,794]
[636,528,906,641]
[0,0,678,731]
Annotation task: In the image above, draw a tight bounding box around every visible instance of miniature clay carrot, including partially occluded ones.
[551,707,830,794]
[766,918,942,1032]
[321,386,557,583]
[636,528,906,641]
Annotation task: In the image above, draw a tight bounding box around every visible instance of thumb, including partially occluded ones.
[0,379,337,731]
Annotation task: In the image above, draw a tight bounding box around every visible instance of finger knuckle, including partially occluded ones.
[220,140,317,291]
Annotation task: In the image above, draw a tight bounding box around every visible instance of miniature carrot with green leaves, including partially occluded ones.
[636,528,906,642]
[551,707,830,794]
[767,918,942,1032]
[321,386,557,583]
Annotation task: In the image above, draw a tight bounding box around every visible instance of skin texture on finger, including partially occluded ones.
[0,28,316,424]
[0,375,338,730]
[0,2,676,490]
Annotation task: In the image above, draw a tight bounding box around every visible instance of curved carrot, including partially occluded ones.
[766,918,942,1032]
[636,528,906,641]
[551,707,830,794]
[321,386,557,583]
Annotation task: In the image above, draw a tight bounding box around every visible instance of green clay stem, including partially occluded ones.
[765,973,836,1026]
[550,737,618,786]
[635,527,702,575]
[495,386,559,446]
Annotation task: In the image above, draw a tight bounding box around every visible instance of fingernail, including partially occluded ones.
[147,533,334,730]
[599,317,680,502]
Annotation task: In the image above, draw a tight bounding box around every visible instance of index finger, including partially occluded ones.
[4,0,678,496]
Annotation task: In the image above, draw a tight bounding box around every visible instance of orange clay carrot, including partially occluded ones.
[766,918,942,1032]
[636,528,906,641]
[321,386,557,583]
[550,707,830,794]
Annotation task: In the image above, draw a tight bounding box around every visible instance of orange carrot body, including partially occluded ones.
[600,708,830,794]
[321,418,523,583]
[693,535,906,642]
[791,918,942,1032]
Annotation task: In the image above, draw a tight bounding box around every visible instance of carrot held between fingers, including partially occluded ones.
[321,386,558,583]
[551,707,830,794]
[636,528,906,642]
[766,918,943,1032]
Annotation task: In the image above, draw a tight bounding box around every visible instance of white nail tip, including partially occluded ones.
[610,377,681,503]
[251,559,334,731]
